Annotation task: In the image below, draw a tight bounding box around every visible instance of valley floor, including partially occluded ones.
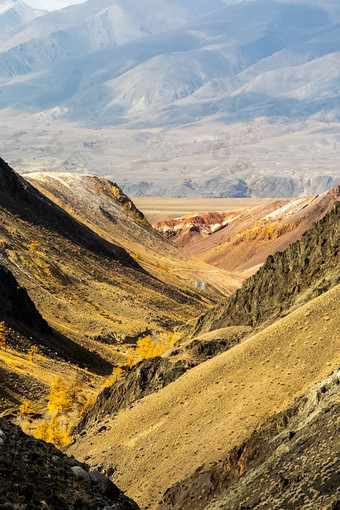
[132,197,274,223]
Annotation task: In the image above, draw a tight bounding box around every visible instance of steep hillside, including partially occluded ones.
[0,418,139,509]
[75,326,252,434]
[157,371,340,510]
[154,186,340,273]
[0,158,217,352]
[193,199,340,336]
[69,283,340,508]
[25,172,242,295]
[0,262,112,412]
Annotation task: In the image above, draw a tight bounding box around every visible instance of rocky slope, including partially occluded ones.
[69,282,340,508]
[193,200,340,337]
[154,187,340,273]
[75,357,189,434]
[0,157,236,413]
[75,325,252,434]
[156,371,340,510]
[0,262,112,412]
[0,418,139,510]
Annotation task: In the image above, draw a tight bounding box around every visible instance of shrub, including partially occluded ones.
[0,322,7,351]
[103,367,127,388]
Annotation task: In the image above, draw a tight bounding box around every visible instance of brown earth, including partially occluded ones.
[193,201,340,337]
[154,187,340,274]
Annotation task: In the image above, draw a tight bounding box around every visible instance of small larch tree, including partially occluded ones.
[0,321,7,351]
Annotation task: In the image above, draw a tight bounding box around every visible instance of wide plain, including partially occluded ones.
[132,197,274,223]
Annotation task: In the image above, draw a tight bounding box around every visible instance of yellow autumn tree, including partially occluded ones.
[103,367,127,388]
[0,321,7,351]
[34,416,71,447]
[47,376,73,415]
[48,414,72,447]
[34,420,49,442]
[136,333,180,360]
[18,399,35,417]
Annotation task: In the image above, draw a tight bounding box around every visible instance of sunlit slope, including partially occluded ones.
[0,158,215,349]
[70,284,340,509]
[154,187,340,274]
[193,200,340,337]
[26,172,242,295]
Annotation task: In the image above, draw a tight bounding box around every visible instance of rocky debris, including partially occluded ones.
[75,357,189,433]
[0,418,139,510]
[156,371,340,510]
[193,201,340,336]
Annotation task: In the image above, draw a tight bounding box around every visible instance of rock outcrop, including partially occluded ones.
[193,201,340,336]
[0,418,139,510]
[75,357,189,433]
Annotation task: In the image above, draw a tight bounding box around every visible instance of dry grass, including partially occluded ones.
[0,346,100,412]
[70,284,340,509]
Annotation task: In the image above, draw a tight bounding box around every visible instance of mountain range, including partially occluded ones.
[0,0,339,197]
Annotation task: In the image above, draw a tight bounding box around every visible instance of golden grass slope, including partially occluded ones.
[70,284,340,509]
[26,172,242,296]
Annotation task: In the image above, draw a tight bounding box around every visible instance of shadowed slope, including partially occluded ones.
[0,417,139,510]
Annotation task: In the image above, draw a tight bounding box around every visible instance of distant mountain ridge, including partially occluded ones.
[0,0,339,197]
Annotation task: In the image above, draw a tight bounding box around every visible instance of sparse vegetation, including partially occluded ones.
[28,345,39,361]
[18,376,94,448]
[155,261,169,271]
[29,241,40,251]
[104,366,127,388]
[136,332,179,359]
[18,399,36,417]
[0,321,7,351]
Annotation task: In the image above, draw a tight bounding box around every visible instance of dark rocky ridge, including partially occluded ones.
[156,371,340,510]
[193,198,340,336]
[0,418,139,510]
[75,327,252,434]
[75,357,189,433]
